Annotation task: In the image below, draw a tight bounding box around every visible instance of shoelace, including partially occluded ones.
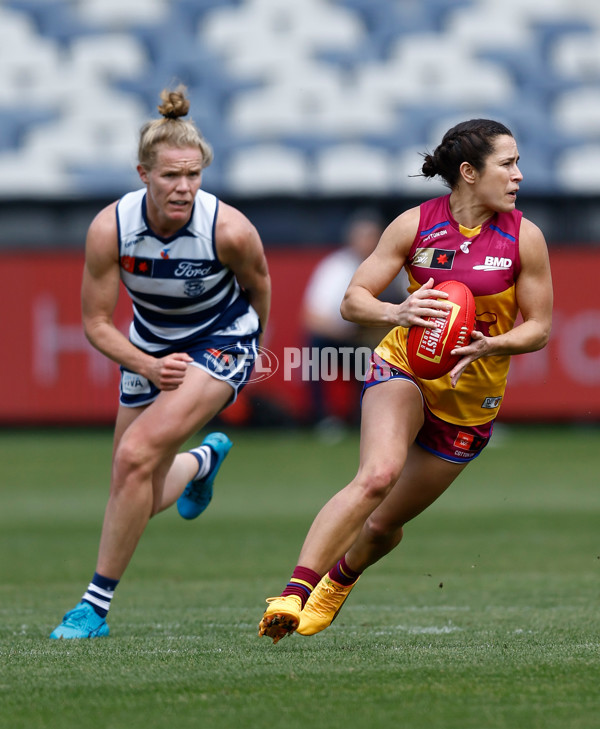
[309,580,348,616]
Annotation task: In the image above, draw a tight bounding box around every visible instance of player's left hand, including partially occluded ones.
[448,330,490,388]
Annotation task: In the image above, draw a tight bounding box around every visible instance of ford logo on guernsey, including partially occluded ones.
[174,261,214,277]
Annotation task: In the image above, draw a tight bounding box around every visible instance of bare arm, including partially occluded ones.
[340,207,452,328]
[215,202,271,343]
[81,204,192,390]
[449,217,553,387]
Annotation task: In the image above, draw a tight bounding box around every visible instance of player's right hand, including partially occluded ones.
[395,277,451,328]
[148,352,193,390]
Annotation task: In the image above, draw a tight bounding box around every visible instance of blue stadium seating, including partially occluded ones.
[1,0,600,197]
[4,0,96,45]
[0,109,56,152]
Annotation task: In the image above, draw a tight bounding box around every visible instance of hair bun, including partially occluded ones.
[420,152,437,179]
[157,85,190,120]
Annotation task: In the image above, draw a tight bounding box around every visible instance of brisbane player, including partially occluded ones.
[259,118,553,643]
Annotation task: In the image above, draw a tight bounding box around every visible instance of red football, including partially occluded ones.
[407,280,476,380]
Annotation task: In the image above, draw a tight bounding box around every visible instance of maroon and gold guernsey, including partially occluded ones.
[375,194,522,426]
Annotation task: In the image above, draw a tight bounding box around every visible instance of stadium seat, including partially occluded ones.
[24,118,137,168]
[556,144,600,191]
[218,36,345,83]
[229,63,343,135]
[75,0,168,28]
[468,0,576,24]
[0,148,71,196]
[445,4,534,51]
[202,0,363,56]
[0,109,57,152]
[70,165,141,197]
[0,6,65,107]
[551,31,600,82]
[315,37,386,74]
[478,45,574,108]
[319,89,397,137]
[229,85,306,137]
[126,14,256,120]
[532,18,593,57]
[68,34,149,82]
[337,0,458,55]
[0,43,64,108]
[553,87,600,139]
[200,0,363,89]
[359,35,514,108]
[22,85,146,170]
[315,144,392,194]
[5,0,96,45]
[0,4,37,40]
[175,0,239,26]
[226,143,309,194]
[230,70,398,141]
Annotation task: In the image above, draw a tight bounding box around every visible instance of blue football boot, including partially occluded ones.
[50,601,109,639]
[177,432,233,520]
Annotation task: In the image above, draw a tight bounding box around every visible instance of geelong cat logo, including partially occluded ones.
[184,280,206,296]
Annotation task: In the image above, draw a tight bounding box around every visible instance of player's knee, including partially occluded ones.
[112,438,155,488]
[358,462,401,501]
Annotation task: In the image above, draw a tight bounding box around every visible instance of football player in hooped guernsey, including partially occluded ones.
[259,119,552,643]
[50,86,271,639]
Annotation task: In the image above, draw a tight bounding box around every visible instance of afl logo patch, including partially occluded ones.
[412,248,455,270]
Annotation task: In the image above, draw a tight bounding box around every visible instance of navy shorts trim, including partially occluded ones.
[119,334,259,408]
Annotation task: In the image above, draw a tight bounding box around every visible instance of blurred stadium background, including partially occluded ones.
[0,0,599,425]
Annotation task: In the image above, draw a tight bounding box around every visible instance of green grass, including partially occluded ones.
[0,424,599,729]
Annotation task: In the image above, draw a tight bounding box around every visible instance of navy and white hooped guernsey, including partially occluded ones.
[116,188,259,353]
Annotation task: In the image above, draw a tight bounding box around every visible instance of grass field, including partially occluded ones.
[0,424,599,729]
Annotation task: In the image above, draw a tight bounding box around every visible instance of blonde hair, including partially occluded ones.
[138,85,214,170]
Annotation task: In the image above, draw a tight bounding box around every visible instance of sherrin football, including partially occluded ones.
[407,280,476,380]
